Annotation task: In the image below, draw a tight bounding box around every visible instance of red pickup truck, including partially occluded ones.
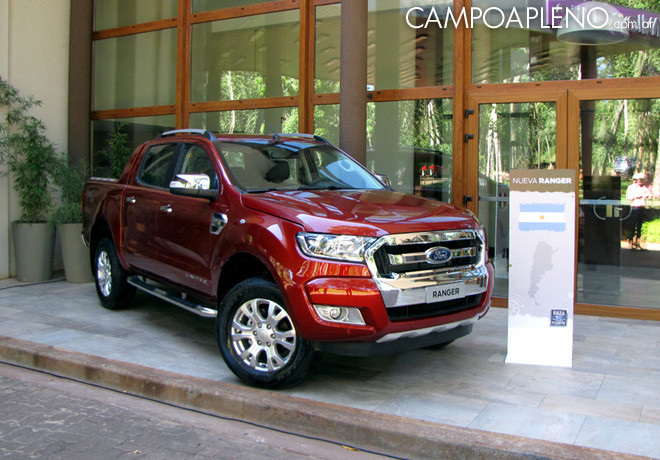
[83,130,493,388]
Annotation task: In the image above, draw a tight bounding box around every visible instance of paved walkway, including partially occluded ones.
[0,278,658,458]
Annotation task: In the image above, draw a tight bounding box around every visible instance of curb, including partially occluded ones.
[0,336,645,460]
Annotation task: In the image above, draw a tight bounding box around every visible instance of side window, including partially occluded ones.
[175,144,219,190]
[138,143,179,188]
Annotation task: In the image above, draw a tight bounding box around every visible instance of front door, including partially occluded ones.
[154,142,227,296]
[466,95,567,298]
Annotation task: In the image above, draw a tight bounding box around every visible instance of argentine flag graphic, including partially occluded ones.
[519,203,566,232]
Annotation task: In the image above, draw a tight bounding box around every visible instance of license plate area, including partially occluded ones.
[426,282,466,303]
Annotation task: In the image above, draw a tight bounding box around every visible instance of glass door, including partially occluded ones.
[468,99,563,298]
[577,97,660,309]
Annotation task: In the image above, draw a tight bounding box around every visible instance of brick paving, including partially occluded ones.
[0,363,383,460]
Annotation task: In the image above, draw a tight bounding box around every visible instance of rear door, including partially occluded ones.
[122,142,181,275]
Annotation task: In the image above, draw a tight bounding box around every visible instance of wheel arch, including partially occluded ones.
[89,218,113,272]
[217,252,274,303]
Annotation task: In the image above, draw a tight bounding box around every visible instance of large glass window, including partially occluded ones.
[315,4,341,93]
[313,104,340,145]
[477,102,557,297]
[91,115,175,177]
[94,0,177,30]
[472,0,660,83]
[368,99,454,202]
[312,100,454,201]
[93,29,177,111]
[190,107,298,134]
[371,1,453,89]
[190,11,300,103]
[314,2,454,93]
[578,98,660,309]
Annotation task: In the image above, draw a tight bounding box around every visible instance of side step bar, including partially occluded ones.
[127,276,217,318]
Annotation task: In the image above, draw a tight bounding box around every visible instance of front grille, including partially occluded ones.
[387,294,483,321]
[373,231,482,278]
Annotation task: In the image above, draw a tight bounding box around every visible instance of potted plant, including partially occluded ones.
[52,157,93,283]
[0,76,59,282]
[96,121,131,178]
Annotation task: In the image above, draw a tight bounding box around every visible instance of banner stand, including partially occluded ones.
[506,169,576,367]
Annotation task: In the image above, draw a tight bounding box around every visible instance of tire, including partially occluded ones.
[93,238,135,310]
[217,278,313,389]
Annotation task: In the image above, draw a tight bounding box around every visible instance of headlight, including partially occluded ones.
[477,224,487,247]
[296,232,376,263]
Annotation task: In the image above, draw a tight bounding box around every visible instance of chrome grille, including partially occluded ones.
[372,230,482,278]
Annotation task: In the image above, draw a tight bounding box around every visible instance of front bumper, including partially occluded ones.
[293,229,493,351]
[314,322,474,356]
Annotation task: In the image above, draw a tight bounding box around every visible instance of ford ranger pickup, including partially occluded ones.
[82,130,493,388]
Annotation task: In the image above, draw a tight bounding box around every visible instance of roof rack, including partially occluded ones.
[160,129,217,142]
[275,133,330,144]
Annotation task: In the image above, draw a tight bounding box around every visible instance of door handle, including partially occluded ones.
[160,204,173,214]
[126,196,136,204]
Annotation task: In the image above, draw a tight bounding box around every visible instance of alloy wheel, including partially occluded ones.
[230,298,297,373]
[96,250,112,298]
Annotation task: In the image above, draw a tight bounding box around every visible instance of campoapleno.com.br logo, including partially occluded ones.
[405,3,659,33]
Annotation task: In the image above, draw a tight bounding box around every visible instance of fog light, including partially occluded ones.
[314,305,366,326]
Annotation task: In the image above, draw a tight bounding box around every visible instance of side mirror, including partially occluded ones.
[375,174,392,188]
[170,174,217,200]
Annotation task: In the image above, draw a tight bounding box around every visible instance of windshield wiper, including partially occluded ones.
[245,188,280,193]
[297,185,355,191]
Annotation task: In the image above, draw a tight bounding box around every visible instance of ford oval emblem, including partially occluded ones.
[425,246,452,264]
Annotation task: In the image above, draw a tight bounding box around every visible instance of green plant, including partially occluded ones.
[0,76,58,222]
[52,157,89,224]
[642,216,660,243]
[100,122,131,178]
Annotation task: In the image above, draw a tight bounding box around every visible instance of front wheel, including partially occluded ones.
[93,238,135,310]
[217,278,313,389]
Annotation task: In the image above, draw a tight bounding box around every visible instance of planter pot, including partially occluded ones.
[12,221,55,282]
[58,222,94,283]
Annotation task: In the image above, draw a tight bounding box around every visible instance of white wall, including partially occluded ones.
[0,0,70,278]
[1,0,9,278]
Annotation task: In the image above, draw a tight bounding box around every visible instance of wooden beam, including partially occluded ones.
[92,18,177,40]
[188,96,299,113]
[176,0,191,129]
[191,0,300,24]
[91,105,176,120]
[298,0,314,133]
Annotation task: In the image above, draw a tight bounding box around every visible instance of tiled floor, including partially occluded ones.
[0,278,658,458]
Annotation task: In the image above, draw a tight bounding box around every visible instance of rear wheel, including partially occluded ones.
[93,238,135,310]
[217,278,313,388]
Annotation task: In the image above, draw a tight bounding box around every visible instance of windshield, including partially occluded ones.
[215,141,387,193]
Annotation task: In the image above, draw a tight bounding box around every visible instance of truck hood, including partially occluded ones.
[241,189,478,237]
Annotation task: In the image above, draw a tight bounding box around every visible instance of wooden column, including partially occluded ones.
[67,0,93,166]
[339,1,367,164]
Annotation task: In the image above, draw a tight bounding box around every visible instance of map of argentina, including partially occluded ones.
[528,241,557,303]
